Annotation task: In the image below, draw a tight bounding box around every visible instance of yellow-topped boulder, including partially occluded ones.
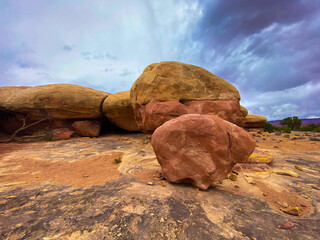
[130,61,240,108]
[244,114,267,128]
[102,91,139,131]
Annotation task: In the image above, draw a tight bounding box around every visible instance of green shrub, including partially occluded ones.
[282,127,292,133]
[300,123,320,132]
[113,157,122,164]
[280,116,302,130]
[263,122,275,133]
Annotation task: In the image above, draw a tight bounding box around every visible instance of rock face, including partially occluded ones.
[151,114,255,190]
[135,100,244,132]
[102,91,139,131]
[130,61,243,132]
[244,114,267,128]
[2,84,109,120]
[72,120,101,137]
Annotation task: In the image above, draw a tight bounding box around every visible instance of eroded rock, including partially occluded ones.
[72,120,101,137]
[151,114,255,190]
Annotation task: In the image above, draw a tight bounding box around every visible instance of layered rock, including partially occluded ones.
[2,84,109,120]
[244,114,267,128]
[102,91,139,131]
[130,61,243,132]
[72,120,101,137]
[151,114,255,190]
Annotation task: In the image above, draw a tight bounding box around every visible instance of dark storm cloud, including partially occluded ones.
[191,0,320,119]
[194,0,320,90]
[197,0,318,45]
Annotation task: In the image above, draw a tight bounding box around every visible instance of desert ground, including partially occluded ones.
[0,130,319,239]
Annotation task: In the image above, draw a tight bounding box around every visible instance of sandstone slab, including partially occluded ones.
[3,84,109,120]
[244,114,267,128]
[151,114,255,190]
[102,91,139,131]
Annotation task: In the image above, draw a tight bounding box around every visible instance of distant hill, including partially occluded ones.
[268,118,320,126]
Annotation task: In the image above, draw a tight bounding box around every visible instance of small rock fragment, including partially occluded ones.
[147,182,154,186]
[273,169,299,177]
[229,172,238,181]
[279,220,295,229]
[294,165,303,171]
[281,206,301,216]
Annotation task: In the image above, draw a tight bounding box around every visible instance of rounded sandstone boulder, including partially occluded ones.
[102,91,139,131]
[151,114,256,190]
[3,84,109,120]
[131,61,240,108]
[244,114,267,128]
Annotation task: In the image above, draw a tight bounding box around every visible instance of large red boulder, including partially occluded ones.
[151,114,255,190]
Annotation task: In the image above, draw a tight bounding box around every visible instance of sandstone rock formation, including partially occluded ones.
[0,86,30,107]
[2,84,109,120]
[151,114,256,190]
[244,114,267,128]
[240,105,248,117]
[102,91,139,131]
[131,61,244,132]
[72,120,101,137]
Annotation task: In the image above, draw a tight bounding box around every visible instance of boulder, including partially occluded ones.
[72,120,101,137]
[50,128,74,141]
[240,105,248,117]
[130,61,243,132]
[102,91,139,131]
[151,114,255,190]
[3,84,109,120]
[244,114,267,128]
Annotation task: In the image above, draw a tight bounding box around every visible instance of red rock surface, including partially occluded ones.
[151,114,255,190]
[50,128,74,140]
[134,101,188,132]
[135,99,244,132]
[72,120,101,137]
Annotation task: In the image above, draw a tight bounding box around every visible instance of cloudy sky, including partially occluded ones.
[1,0,319,120]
